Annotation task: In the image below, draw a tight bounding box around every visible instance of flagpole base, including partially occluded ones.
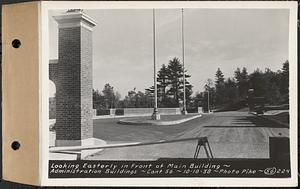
[151,108,160,120]
[181,107,188,115]
[181,110,188,115]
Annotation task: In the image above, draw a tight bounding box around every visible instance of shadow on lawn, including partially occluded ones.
[204,116,287,128]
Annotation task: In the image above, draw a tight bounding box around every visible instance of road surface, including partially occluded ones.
[87,111,289,160]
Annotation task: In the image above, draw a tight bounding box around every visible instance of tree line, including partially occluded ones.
[194,60,289,111]
[93,58,289,111]
[93,57,193,109]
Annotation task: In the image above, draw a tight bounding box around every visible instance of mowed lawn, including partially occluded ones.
[88,112,289,160]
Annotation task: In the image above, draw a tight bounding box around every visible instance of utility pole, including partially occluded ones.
[205,84,210,113]
[207,90,210,113]
[181,8,187,115]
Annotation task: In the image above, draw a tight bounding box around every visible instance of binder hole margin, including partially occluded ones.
[11,141,20,150]
[12,39,21,48]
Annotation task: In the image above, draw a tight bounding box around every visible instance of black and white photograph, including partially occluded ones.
[44,1,297,185]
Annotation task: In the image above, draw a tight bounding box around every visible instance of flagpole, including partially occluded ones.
[152,8,160,120]
[182,8,187,115]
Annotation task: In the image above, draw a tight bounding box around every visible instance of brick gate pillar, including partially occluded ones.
[53,10,97,147]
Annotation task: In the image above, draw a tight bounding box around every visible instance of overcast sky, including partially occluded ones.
[49,9,289,98]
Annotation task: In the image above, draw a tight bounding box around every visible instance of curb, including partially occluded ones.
[93,114,152,120]
[118,114,202,126]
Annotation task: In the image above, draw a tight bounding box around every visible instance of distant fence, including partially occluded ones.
[95,108,181,116]
[95,107,203,116]
[124,108,181,116]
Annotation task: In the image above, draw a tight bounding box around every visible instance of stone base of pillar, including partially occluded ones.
[55,137,106,147]
[55,139,82,147]
[81,138,107,159]
[53,137,106,160]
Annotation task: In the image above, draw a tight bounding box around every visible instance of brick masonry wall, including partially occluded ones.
[55,27,82,141]
[54,25,94,141]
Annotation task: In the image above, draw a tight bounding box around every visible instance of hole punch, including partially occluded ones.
[11,141,21,150]
[12,39,21,48]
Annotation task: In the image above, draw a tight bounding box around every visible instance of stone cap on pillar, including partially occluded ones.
[49,59,58,64]
[53,10,97,31]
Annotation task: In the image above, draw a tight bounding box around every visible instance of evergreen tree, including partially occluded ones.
[102,83,117,109]
[215,68,225,85]
[268,82,281,104]
[234,67,249,99]
[197,60,289,111]
[167,57,192,107]
[215,68,225,105]
[263,68,280,104]
[224,78,239,104]
[167,57,182,106]
[157,64,170,107]
[93,89,105,109]
[122,88,154,108]
[124,88,137,108]
[193,92,205,108]
[146,57,193,107]
[280,60,289,96]
[249,69,265,97]
[203,79,216,111]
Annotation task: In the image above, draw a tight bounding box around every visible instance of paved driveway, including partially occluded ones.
[87,111,289,160]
